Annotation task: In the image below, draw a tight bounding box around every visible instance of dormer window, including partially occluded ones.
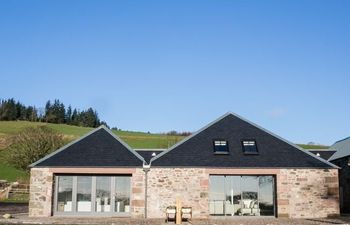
[213,140,229,154]
[242,140,258,154]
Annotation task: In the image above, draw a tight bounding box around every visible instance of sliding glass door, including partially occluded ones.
[77,176,92,212]
[209,175,275,217]
[54,175,131,216]
[96,176,111,212]
[115,177,131,213]
[57,176,73,212]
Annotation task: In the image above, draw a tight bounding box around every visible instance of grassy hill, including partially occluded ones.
[297,144,329,149]
[0,121,330,182]
[0,121,184,182]
[0,121,184,149]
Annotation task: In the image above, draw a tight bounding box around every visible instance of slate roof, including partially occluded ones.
[136,149,165,164]
[328,137,350,161]
[151,113,337,168]
[31,126,145,167]
[309,150,337,160]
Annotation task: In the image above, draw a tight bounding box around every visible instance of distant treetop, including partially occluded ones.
[0,98,108,128]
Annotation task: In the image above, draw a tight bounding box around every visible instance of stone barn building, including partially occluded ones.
[29,113,340,218]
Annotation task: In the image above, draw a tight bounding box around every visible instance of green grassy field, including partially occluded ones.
[0,121,184,148]
[297,144,329,149]
[0,163,28,182]
[0,121,329,182]
[0,121,184,182]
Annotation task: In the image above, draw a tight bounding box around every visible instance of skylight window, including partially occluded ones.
[213,140,229,154]
[242,140,258,154]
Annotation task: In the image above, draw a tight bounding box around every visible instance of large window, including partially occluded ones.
[209,175,275,217]
[55,175,131,215]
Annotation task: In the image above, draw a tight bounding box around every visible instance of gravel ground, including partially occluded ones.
[0,202,28,216]
[0,205,349,225]
[0,215,349,225]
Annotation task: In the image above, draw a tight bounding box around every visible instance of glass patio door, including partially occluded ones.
[56,176,73,212]
[55,175,131,216]
[114,177,131,213]
[258,176,274,216]
[209,175,275,217]
[95,176,111,212]
[225,176,241,216]
[209,176,225,215]
[77,176,92,212]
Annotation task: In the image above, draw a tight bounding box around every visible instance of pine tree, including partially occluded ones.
[71,109,78,126]
[66,105,72,124]
[44,100,52,122]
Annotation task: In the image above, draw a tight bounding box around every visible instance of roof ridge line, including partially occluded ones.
[227,112,339,169]
[101,126,146,163]
[150,112,231,164]
[30,126,146,168]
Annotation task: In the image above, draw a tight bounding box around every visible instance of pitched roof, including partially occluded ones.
[30,126,145,167]
[151,112,337,168]
[309,150,337,160]
[328,137,350,161]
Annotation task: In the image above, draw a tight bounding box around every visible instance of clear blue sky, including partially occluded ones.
[0,0,349,145]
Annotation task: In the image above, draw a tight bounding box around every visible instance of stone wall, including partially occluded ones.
[29,167,339,219]
[146,168,339,219]
[277,169,339,218]
[29,167,145,218]
[147,168,209,218]
[132,168,145,218]
[331,156,350,213]
[29,168,54,217]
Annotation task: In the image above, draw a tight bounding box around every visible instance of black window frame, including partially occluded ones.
[213,139,229,154]
[241,139,259,155]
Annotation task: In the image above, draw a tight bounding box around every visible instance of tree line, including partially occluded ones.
[0,98,108,128]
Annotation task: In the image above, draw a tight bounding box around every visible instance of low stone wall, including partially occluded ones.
[29,168,53,217]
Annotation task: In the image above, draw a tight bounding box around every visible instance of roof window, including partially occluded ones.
[242,140,258,154]
[213,140,229,154]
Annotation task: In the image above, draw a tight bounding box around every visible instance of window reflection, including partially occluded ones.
[209,175,274,216]
[259,176,274,216]
[115,177,131,213]
[96,177,111,212]
[77,176,92,212]
[209,176,225,215]
[57,176,73,212]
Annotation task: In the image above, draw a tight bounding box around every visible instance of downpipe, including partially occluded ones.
[143,162,150,219]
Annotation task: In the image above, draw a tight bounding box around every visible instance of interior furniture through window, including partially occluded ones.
[209,175,275,216]
[54,175,131,216]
